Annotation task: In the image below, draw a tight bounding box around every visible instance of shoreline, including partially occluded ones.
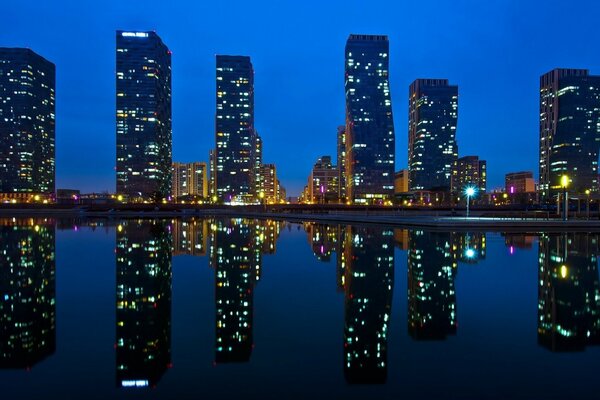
[1,207,600,231]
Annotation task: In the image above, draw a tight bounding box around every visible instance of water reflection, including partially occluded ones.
[0,219,55,369]
[538,233,600,351]
[341,226,394,384]
[115,220,172,388]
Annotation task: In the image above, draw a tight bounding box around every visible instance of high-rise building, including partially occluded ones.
[171,162,208,200]
[408,79,458,191]
[344,35,395,204]
[450,155,486,195]
[215,55,255,203]
[539,69,600,200]
[116,220,172,388]
[337,125,347,202]
[394,169,409,194]
[258,163,278,204]
[116,31,172,202]
[0,48,55,196]
[308,155,339,203]
[209,149,216,198]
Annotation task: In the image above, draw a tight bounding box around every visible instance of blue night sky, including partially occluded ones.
[2,0,599,196]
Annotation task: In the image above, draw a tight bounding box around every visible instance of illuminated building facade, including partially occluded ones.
[409,79,458,191]
[0,48,55,195]
[343,226,394,383]
[215,56,256,203]
[538,233,600,351]
[337,125,347,202]
[408,231,457,339]
[539,69,600,200]
[116,31,172,201]
[116,220,172,388]
[0,221,55,368]
[344,35,395,204]
[308,156,339,204]
[172,219,208,256]
[258,163,278,204]
[171,162,208,200]
[450,155,486,196]
[394,169,409,194]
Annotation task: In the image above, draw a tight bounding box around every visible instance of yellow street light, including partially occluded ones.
[561,175,569,188]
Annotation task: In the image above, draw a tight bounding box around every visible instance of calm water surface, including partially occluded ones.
[1,217,599,399]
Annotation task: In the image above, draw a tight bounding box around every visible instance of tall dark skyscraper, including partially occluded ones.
[337,125,347,202]
[0,220,55,368]
[215,55,255,203]
[0,48,55,196]
[116,31,172,201]
[539,69,600,200]
[116,220,172,388]
[344,35,395,204]
[408,79,458,191]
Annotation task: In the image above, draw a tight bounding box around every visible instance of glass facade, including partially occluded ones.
[215,56,256,203]
[408,79,458,191]
[0,48,55,195]
[116,31,172,201]
[539,69,600,199]
[344,35,395,204]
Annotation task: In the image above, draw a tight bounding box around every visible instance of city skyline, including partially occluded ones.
[3,0,599,196]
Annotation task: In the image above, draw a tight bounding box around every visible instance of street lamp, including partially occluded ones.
[561,175,569,221]
[259,191,265,212]
[586,189,591,220]
[464,186,477,218]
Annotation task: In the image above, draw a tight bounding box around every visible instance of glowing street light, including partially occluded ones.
[464,186,477,218]
[561,175,569,221]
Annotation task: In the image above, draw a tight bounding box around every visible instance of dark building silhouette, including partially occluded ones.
[0,48,55,195]
[215,56,256,203]
[539,69,600,200]
[342,226,394,383]
[0,221,55,368]
[116,220,172,388]
[344,34,395,204]
[408,231,457,340]
[538,233,600,351]
[408,79,458,191]
[116,31,172,201]
[337,125,347,202]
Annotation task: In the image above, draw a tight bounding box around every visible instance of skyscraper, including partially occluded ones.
[308,155,339,203]
[0,48,55,197]
[337,125,347,202]
[539,69,600,200]
[450,155,486,195]
[408,79,458,191]
[344,35,395,204]
[116,31,172,201]
[215,55,255,203]
[171,161,208,200]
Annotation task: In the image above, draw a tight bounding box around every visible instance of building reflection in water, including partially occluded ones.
[538,233,600,351]
[172,219,208,257]
[341,226,394,384]
[0,219,55,369]
[408,231,457,340]
[116,220,172,388]
[209,218,281,363]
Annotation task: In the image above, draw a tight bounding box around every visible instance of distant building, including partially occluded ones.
[171,162,208,200]
[56,189,80,205]
[394,169,409,194]
[0,48,55,196]
[258,163,278,204]
[505,171,535,194]
[409,79,458,192]
[215,55,256,203]
[345,34,395,204]
[451,156,486,196]
[116,31,172,202]
[337,125,347,202]
[308,155,339,203]
[539,69,600,200]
